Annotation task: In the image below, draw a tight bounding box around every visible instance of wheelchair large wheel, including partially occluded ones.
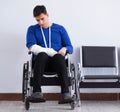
[65,62,76,110]
[74,69,81,107]
[22,61,29,102]
[70,94,76,110]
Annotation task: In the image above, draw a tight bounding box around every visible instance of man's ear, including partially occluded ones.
[46,13,49,17]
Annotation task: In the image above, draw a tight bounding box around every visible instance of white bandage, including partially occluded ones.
[30,44,57,57]
[47,48,57,57]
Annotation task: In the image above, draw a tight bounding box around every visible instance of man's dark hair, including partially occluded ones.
[33,5,47,17]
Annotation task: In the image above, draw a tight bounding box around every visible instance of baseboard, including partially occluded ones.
[0,93,120,101]
[0,93,22,101]
[80,93,120,100]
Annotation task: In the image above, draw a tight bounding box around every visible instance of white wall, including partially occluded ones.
[0,0,120,93]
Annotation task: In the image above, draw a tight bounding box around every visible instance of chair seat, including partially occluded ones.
[83,75,120,79]
[80,81,120,88]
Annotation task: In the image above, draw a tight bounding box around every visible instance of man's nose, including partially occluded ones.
[39,21,43,25]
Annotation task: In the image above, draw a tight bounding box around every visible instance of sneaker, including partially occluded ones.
[62,93,73,100]
[59,93,73,104]
[30,92,46,102]
[31,92,44,99]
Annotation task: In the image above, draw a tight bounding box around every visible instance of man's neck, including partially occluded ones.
[43,22,52,28]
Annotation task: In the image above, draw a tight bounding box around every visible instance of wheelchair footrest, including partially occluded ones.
[27,96,46,103]
[58,99,74,104]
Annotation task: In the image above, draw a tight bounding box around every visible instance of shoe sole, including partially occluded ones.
[58,99,74,104]
[27,96,46,103]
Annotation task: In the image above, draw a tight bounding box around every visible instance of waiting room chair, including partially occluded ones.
[77,46,120,102]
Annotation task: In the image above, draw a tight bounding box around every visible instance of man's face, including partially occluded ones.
[35,13,49,28]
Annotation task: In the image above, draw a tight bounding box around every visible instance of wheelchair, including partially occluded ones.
[22,52,80,110]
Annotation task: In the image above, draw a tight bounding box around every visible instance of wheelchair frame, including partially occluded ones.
[22,52,80,110]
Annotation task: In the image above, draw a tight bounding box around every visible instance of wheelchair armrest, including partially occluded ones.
[65,53,70,60]
[28,51,32,55]
[77,63,81,71]
[28,51,71,56]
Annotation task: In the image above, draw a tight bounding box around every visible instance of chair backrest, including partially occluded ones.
[80,46,118,76]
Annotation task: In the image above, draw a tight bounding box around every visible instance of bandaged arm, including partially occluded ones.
[29,44,57,57]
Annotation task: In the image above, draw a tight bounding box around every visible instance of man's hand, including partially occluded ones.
[58,47,67,56]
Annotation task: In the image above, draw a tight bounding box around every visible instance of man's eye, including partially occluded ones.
[36,20,39,22]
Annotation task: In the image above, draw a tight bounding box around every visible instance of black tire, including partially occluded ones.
[25,98,30,110]
[70,64,75,73]
[22,62,29,102]
[70,102,75,110]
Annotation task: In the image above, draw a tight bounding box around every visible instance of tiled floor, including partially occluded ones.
[0,101,120,112]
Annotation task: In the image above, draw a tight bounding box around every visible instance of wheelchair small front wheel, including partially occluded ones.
[70,102,75,110]
[25,98,30,110]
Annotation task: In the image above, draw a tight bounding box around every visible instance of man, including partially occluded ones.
[26,5,73,102]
